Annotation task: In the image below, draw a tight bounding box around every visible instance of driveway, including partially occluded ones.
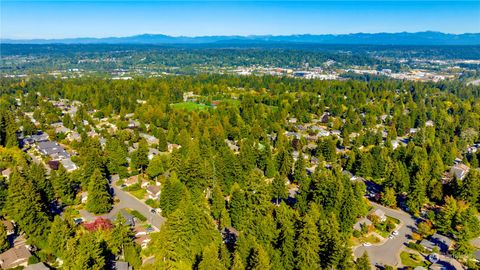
[80,182,165,231]
[354,202,417,267]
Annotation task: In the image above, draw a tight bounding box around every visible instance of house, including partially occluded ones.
[134,234,151,249]
[1,169,12,179]
[113,261,133,270]
[146,185,161,200]
[124,175,140,187]
[37,141,63,156]
[31,133,49,142]
[140,133,159,145]
[331,130,341,137]
[55,126,71,135]
[67,132,81,142]
[1,221,15,236]
[60,158,77,172]
[431,233,454,253]
[425,120,434,127]
[391,140,400,150]
[25,262,49,270]
[0,245,31,269]
[474,249,480,262]
[370,209,387,222]
[420,239,437,252]
[353,217,372,231]
[451,164,470,180]
[167,143,181,153]
[148,148,160,160]
[134,226,147,237]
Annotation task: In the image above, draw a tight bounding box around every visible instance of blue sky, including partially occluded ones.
[1,1,479,39]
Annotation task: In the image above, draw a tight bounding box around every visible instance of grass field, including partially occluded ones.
[400,251,430,268]
[170,102,209,111]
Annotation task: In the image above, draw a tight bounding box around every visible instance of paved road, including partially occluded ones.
[80,182,165,230]
[354,202,417,267]
[111,183,165,230]
[354,202,464,269]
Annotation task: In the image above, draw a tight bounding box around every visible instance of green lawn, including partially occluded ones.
[387,216,401,224]
[170,102,209,111]
[400,251,430,268]
[130,189,147,200]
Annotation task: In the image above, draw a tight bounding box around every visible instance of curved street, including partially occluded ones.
[354,202,416,267]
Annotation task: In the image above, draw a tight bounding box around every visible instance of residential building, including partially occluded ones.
[1,221,15,236]
[353,217,372,231]
[431,233,454,253]
[451,164,470,180]
[420,239,437,252]
[113,261,133,270]
[25,262,49,270]
[370,209,387,222]
[146,185,161,200]
[0,245,31,269]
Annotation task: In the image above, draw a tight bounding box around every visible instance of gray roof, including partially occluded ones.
[25,262,49,270]
[420,239,436,250]
[113,261,133,270]
[431,233,454,249]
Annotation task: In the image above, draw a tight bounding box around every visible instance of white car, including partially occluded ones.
[388,234,394,239]
[392,230,399,236]
[363,242,372,247]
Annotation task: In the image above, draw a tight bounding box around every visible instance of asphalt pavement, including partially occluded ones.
[354,202,417,267]
[80,181,165,230]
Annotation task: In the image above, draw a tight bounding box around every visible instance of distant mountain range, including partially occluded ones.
[3,32,480,45]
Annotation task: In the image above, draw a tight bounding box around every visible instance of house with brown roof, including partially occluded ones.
[0,245,31,269]
[1,221,14,236]
[146,185,161,200]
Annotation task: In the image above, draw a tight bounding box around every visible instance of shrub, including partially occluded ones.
[129,210,147,222]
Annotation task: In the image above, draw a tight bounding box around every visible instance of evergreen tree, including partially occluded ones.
[232,251,245,270]
[460,170,479,207]
[146,155,165,180]
[158,130,168,152]
[131,140,149,173]
[247,244,271,270]
[0,224,9,252]
[211,185,225,220]
[48,216,72,257]
[6,171,50,243]
[381,187,397,208]
[271,174,288,204]
[295,214,320,269]
[293,154,307,184]
[159,172,185,216]
[276,203,295,269]
[356,251,371,270]
[86,169,112,214]
[198,244,226,270]
[63,233,106,270]
[25,163,54,204]
[51,166,75,205]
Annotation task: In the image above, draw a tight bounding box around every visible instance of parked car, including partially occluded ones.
[363,242,372,247]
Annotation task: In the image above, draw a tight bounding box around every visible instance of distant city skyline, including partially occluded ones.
[1,1,479,39]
